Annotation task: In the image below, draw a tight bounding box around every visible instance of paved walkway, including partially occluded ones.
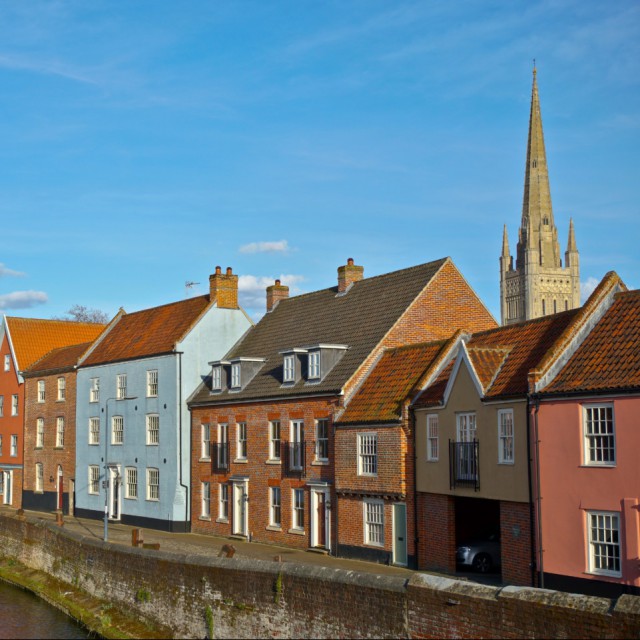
[10,507,414,578]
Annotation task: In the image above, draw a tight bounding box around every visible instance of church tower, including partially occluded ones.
[500,68,580,325]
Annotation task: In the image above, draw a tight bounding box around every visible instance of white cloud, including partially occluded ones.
[580,277,599,303]
[239,240,290,254]
[0,263,26,278]
[0,290,48,309]
[238,274,305,312]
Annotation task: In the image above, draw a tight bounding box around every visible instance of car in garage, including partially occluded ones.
[456,533,501,573]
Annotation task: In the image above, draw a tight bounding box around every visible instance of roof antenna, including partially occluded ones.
[185,281,200,297]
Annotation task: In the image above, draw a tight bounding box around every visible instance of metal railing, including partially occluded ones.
[449,440,480,491]
[284,441,306,477]
[211,442,230,472]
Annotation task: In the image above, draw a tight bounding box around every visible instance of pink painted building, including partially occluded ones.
[534,288,640,596]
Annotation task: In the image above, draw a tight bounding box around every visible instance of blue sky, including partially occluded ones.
[1,1,638,322]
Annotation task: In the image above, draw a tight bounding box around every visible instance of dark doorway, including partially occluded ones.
[455,496,501,577]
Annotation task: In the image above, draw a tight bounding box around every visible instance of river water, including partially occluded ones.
[0,581,88,639]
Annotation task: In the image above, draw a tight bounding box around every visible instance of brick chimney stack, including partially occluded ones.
[266,279,289,312]
[209,266,239,309]
[337,258,364,293]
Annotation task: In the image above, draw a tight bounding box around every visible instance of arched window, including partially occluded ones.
[542,299,546,315]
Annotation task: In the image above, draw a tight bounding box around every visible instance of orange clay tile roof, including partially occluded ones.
[337,340,451,425]
[6,317,106,373]
[414,310,580,406]
[542,290,640,394]
[24,341,94,376]
[467,347,510,391]
[81,295,211,366]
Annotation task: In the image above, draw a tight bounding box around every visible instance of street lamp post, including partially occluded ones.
[103,395,137,543]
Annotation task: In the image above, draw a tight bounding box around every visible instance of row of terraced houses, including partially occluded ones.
[0,71,638,598]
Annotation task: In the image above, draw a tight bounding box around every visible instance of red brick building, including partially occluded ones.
[188,257,497,556]
[22,341,96,514]
[0,317,105,508]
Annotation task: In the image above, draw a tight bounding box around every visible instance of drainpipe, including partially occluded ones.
[411,406,419,569]
[532,394,544,588]
[178,352,190,531]
[526,395,536,587]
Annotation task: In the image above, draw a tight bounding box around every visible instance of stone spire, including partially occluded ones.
[566,217,577,253]
[516,67,560,270]
[502,224,510,257]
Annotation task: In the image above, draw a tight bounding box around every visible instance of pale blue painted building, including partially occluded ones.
[75,268,251,532]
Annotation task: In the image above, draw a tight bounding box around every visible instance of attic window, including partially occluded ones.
[211,366,222,390]
[283,355,295,383]
[308,351,320,380]
[231,363,241,388]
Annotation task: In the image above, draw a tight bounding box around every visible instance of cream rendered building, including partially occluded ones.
[500,69,580,325]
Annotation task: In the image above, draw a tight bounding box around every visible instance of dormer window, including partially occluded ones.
[231,363,241,388]
[283,355,295,383]
[308,351,320,380]
[211,366,222,390]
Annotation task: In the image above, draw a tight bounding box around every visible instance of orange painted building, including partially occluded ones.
[0,317,105,508]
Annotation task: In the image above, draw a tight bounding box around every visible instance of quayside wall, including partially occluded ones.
[0,513,638,639]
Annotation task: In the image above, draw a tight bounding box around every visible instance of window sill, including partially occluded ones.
[364,542,385,549]
[498,461,515,466]
[199,457,211,463]
[146,498,159,502]
[55,400,65,403]
[266,525,282,532]
[288,528,305,536]
[146,443,159,447]
[585,569,622,579]
[311,460,329,466]
[265,459,281,465]
[199,516,212,522]
[34,447,43,450]
[234,459,248,464]
[124,496,137,500]
[579,464,616,469]
[216,517,229,524]
[426,459,439,463]
[54,447,64,451]
[89,443,100,446]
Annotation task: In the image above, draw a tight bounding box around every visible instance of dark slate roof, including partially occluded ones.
[542,290,640,395]
[189,258,448,405]
[24,341,94,377]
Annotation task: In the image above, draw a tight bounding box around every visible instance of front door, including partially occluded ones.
[392,503,408,566]
[4,471,11,505]
[57,466,64,511]
[108,467,121,520]
[232,482,248,536]
[316,492,326,548]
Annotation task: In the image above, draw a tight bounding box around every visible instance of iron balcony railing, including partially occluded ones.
[449,440,480,491]
[211,442,230,472]
[284,441,306,478]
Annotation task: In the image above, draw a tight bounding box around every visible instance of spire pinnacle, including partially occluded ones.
[502,224,510,256]
[566,217,577,252]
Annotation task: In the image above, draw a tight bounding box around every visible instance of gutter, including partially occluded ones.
[525,394,536,588]
[531,394,544,588]
[178,352,190,530]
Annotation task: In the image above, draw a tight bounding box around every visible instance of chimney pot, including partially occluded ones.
[347,258,354,266]
[215,266,222,275]
[226,267,233,275]
[275,279,281,286]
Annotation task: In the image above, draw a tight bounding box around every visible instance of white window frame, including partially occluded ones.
[290,420,304,470]
[357,433,378,476]
[88,465,100,494]
[57,376,66,401]
[587,510,621,577]
[292,488,304,530]
[11,394,18,416]
[35,463,44,493]
[116,374,127,400]
[283,355,295,383]
[56,417,65,448]
[90,378,100,403]
[10,434,17,457]
[219,483,229,520]
[37,380,45,403]
[111,415,124,445]
[36,418,44,448]
[583,404,615,466]
[89,417,100,445]
[230,363,241,389]
[498,409,514,464]
[4,354,10,371]
[211,366,222,390]
[146,370,158,397]
[363,499,384,547]
[426,414,439,461]
[146,468,159,501]
[270,486,281,527]
[308,351,320,380]
[315,418,329,462]
[146,414,159,446]
[125,467,138,499]
[201,481,211,518]
[201,423,211,459]
[269,420,281,461]
[236,422,247,460]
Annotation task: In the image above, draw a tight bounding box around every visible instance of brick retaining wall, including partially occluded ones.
[0,513,637,639]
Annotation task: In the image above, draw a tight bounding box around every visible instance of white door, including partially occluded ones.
[108,466,121,520]
[233,482,248,536]
[392,503,408,566]
[311,490,330,550]
[3,471,12,505]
